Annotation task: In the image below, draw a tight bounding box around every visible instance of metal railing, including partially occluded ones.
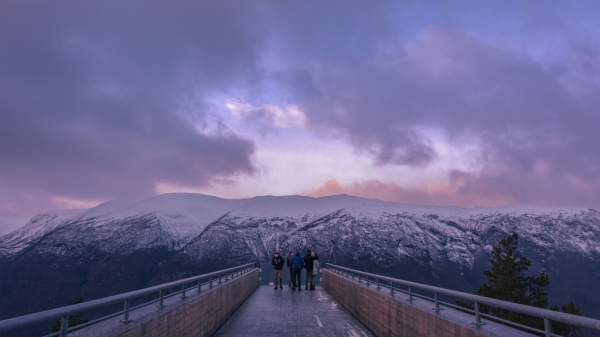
[326,264,600,337]
[0,263,257,336]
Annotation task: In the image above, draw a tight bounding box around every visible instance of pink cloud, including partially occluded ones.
[304,169,599,208]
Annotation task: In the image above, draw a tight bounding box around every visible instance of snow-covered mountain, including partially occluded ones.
[0,194,251,256]
[181,196,600,266]
[1,193,599,331]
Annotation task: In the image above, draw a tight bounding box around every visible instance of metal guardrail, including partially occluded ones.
[326,263,600,337]
[0,263,257,336]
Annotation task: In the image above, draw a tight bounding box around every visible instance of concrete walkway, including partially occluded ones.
[214,285,374,337]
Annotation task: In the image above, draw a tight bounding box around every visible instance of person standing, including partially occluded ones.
[289,249,305,291]
[311,252,319,291]
[271,252,284,290]
[286,250,293,287]
[304,250,318,290]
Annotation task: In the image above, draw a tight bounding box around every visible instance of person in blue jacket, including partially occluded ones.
[289,249,305,291]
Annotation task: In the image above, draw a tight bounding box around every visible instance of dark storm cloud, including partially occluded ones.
[0,1,263,215]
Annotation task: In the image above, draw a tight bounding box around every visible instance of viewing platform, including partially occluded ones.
[1,263,599,337]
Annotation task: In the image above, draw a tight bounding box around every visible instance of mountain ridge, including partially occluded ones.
[0,192,599,337]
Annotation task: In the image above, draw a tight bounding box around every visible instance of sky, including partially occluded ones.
[1,1,600,217]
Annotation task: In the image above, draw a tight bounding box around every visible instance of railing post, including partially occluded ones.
[358,273,361,283]
[157,289,165,308]
[0,264,285,335]
[120,299,132,323]
[60,315,68,337]
[377,278,380,291]
[367,276,370,287]
[391,281,394,296]
[544,318,552,337]
[434,292,440,313]
[408,286,413,304]
[474,302,484,326]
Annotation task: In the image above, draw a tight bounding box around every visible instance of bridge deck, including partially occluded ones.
[214,285,373,337]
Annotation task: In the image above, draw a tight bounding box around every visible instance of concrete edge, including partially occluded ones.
[71,269,260,337]
[322,269,534,337]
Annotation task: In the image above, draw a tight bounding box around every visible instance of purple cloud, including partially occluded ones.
[269,23,600,207]
[0,1,263,215]
[1,0,600,217]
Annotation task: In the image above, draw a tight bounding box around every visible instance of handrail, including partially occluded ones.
[0,263,257,335]
[325,263,600,336]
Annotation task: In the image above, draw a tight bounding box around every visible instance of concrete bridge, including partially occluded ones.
[1,263,599,337]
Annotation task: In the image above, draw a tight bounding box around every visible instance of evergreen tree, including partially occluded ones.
[50,296,89,333]
[458,233,583,336]
[551,302,584,337]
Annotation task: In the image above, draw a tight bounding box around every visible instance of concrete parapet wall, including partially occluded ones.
[115,270,259,337]
[73,269,259,337]
[322,269,489,337]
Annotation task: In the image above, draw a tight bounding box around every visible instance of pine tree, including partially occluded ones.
[551,302,584,337]
[50,296,90,333]
[458,233,583,336]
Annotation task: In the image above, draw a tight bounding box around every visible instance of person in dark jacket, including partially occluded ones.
[271,252,284,290]
[289,249,305,291]
[304,250,318,290]
[286,250,293,287]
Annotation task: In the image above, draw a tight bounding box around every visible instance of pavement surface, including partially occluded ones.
[214,285,374,337]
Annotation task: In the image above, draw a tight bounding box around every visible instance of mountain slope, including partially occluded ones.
[1,193,599,336]
[177,198,600,316]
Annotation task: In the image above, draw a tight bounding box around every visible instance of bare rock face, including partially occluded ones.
[1,193,599,336]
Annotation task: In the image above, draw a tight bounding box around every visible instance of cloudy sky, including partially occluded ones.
[1,1,600,217]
